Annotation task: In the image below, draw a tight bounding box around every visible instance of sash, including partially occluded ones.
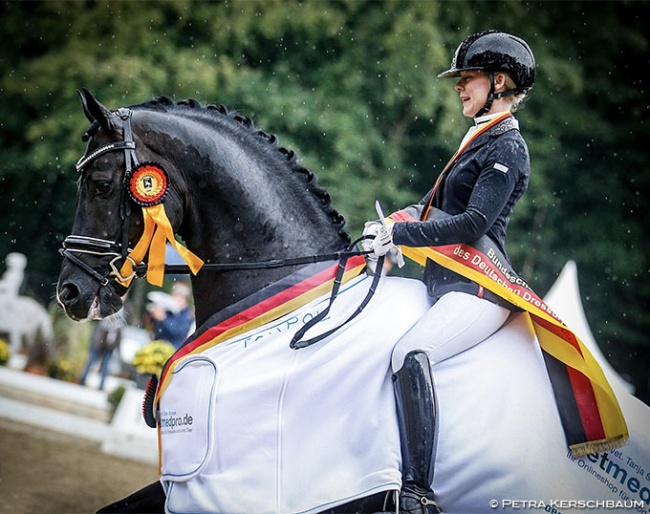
[155,255,367,404]
[422,111,512,221]
[389,209,628,457]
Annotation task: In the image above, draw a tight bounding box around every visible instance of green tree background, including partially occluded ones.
[1,0,648,401]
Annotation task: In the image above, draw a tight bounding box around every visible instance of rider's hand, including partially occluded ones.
[362,220,394,260]
[372,224,394,258]
[362,221,383,259]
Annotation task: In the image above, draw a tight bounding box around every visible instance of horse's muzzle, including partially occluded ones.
[56,281,92,321]
[56,276,125,321]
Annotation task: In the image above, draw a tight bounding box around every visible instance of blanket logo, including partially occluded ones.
[160,409,194,435]
[568,449,650,512]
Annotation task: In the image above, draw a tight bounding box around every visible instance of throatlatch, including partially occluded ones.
[393,350,441,514]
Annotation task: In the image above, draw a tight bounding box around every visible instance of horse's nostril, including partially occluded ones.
[58,283,80,307]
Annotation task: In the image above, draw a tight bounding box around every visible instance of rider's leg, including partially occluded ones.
[391,291,511,371]
[391,292,510,514]
[393,350,440,514]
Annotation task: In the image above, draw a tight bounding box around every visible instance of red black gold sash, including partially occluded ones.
[154,256,367,404]
[422,111,512,221]
[390,209,628,457]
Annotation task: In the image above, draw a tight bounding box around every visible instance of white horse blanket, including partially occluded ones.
[157,273,650,514]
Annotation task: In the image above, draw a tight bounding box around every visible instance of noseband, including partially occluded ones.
[60,108,141,287]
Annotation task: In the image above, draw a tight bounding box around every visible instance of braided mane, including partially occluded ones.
[134,96,350,243]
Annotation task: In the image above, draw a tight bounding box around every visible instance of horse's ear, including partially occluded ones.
[77,88,117,134]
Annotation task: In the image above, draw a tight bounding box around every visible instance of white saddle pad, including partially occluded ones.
[158,273,650,514]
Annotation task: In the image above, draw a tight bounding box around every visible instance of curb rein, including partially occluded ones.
[60,108,386,349]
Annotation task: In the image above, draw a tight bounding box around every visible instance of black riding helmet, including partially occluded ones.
[439,30,536,116]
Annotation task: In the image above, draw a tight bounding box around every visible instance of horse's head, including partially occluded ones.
[57,89,352,326]
[56,89,148,321]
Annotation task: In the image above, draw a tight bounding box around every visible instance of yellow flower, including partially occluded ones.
[132,339,175,375]
[0,338,9,366]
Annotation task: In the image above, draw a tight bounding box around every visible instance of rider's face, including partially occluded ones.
[455,70,491,118]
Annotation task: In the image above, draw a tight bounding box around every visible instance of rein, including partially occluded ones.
[136,248,368,275]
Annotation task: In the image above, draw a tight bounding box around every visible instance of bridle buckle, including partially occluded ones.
[108,254,140,284]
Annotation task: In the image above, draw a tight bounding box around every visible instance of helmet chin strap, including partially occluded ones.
[475,71,496,118]
[476,71,524,118]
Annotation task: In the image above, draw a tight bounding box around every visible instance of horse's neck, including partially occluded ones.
[187,211,345,327]
[167,127,347,327]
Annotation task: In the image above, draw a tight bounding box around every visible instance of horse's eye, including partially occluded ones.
[93,180,112,196]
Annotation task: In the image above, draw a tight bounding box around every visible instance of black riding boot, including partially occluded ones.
[393,350,441,514]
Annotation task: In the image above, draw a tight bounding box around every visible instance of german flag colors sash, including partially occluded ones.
[155,256,367,404]
[390,209,628,457]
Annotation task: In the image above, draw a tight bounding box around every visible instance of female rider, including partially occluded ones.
[363,30,536,514]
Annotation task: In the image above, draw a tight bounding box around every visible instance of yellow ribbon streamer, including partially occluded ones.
[118,204,204,287]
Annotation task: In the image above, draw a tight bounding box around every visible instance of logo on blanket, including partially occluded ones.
[568,448,650,509]
[160,409,194,435]
[227,310,322,349]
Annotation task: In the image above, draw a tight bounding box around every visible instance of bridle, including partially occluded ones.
[60,107,385,347]
[60,108,139,288]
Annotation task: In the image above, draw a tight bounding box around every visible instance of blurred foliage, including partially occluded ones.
[46,356,77,382]
[0,0,648,399]
[132,339,175,376]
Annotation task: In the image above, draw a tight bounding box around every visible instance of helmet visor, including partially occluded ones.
[437,66,483,79]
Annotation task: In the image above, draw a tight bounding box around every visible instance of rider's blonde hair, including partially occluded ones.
[503,72,529,112]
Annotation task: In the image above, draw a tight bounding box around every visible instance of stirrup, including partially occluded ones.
[398,483,442,514]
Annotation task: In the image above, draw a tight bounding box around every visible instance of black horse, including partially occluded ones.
[56,90,407,513]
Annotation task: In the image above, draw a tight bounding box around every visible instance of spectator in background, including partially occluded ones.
[148,281,194,349]
[80,312,125,390]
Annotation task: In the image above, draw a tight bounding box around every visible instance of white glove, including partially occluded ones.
[362,220,394,260]
[362,220,383,258]
[372,223,394,258]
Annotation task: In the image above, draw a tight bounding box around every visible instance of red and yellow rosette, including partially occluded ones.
[118,163,204,287]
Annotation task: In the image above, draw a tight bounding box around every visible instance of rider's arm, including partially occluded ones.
[392,138,526,248]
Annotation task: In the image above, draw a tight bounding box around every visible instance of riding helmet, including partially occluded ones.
[438,30,535,93]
